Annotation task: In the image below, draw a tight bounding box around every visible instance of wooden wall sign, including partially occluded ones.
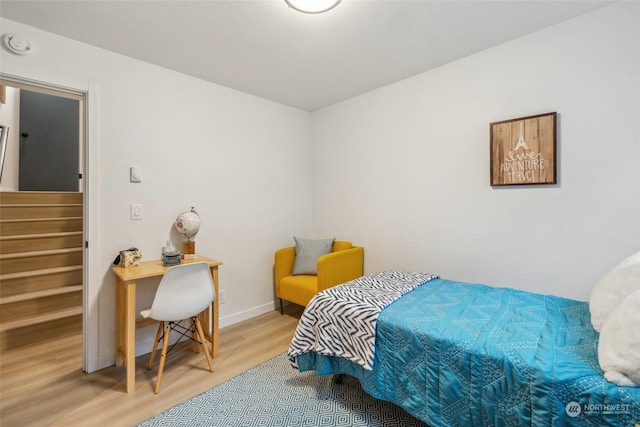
[490,112,556,186]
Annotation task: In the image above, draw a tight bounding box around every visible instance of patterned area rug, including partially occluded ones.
[136,352,428,426]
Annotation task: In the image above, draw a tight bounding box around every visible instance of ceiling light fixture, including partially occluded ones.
[284,0,341,14]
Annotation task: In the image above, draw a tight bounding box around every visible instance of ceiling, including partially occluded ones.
[0,0,613,111]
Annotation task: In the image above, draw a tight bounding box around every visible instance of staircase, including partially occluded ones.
[0,191,83,350]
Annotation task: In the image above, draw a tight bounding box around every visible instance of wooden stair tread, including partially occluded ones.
[1,203,83,207]
[0,191,84,349]
[0,232,83,241]
[0,306,83,332]
[0,285,83,305]
[0,265,83,281]
[0,191,82,205]
[0,247,83,260]
[0,217,83,223]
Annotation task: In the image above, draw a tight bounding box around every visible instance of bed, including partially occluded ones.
[287,270,640,426]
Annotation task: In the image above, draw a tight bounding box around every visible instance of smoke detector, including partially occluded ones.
[3,33,32,55]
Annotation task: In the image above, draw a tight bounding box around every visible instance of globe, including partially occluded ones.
[175,207,201,241]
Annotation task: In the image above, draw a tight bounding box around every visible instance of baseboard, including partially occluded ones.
[219,301,276,329]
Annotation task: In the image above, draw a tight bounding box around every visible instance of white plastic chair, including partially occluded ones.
[140,262,215,393]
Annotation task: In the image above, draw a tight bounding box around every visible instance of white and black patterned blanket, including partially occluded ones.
[287,270,438,370]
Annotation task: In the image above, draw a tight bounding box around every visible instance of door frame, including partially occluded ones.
[0,73,97,372]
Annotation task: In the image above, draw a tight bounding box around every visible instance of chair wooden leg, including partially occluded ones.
[279,298,284,315]
[193,317,214,372]
[154,323,171,394]
[147,321,164,369]
[192,321,200,354]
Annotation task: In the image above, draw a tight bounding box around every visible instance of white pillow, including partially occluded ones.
[598,289,640,387]
[589,251,640,332]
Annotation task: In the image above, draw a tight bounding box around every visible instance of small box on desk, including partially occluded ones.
[162,251,181,267]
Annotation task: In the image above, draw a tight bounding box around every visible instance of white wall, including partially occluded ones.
[2,2,639,372]
[311,2,640,301]
[0,19,314,371]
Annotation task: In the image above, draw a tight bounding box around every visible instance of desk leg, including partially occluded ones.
[116,277,124,366]
[115,278,123,367]
[202,266,219,357]
[116,279,137,393]
[125,282,136,392]
[212,267,219,357]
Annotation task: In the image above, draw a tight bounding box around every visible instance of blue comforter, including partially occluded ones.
[296,278,640,426]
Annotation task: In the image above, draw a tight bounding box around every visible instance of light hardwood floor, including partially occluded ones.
[0,306,303,427]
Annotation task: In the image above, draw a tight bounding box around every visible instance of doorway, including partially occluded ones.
[0,77,86,366]
[19,90,80,191]
[0,79,85,192]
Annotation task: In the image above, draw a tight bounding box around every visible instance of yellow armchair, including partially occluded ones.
[274,240,364,314]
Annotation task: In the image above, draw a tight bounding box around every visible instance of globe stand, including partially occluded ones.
[182,240,196,256]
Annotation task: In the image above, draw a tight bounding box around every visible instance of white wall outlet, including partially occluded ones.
[131,203,144,220]
[219,290,226,304]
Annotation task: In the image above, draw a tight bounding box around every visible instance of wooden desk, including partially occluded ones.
[111,256,223,393]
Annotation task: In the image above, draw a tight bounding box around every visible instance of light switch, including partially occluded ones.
[130,166,142,183]
[131,203,144,220]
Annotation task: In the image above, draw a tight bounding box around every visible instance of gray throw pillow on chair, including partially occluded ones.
[292,237,335,275]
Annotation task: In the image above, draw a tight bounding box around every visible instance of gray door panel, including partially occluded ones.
[19,90,79,191]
